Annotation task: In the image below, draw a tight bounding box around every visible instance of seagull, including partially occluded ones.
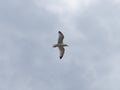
[53,31,68,59]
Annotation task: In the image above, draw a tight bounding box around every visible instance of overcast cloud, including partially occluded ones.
[0,0,120,90]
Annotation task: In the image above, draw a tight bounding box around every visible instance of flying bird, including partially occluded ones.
[53,31,68,59]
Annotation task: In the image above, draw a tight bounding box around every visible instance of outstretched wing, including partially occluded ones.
[58,31,64,43]
[59,47,65,59]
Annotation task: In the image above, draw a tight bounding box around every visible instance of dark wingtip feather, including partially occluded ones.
[58,31,61,33]
[60,56,62,59]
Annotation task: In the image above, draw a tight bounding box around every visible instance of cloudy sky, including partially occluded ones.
[1,0,120,90]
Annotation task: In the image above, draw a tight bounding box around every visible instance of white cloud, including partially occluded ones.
[34,0,98,15]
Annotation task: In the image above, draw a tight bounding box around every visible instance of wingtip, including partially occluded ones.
[60,57,62,59]
[58,31,61,33]
[60,56,62,59]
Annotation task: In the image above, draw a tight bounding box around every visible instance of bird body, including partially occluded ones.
[53,43,68,48]
[53,31,68,59]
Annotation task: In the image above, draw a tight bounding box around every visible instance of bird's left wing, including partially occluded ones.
[58,31,64,43]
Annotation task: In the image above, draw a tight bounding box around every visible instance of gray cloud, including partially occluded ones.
[0,0,120,90]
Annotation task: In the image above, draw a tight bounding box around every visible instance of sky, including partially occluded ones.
[0,0,120,90]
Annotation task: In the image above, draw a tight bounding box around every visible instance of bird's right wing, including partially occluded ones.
[59,47,65,59]
[58,31,64,43]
